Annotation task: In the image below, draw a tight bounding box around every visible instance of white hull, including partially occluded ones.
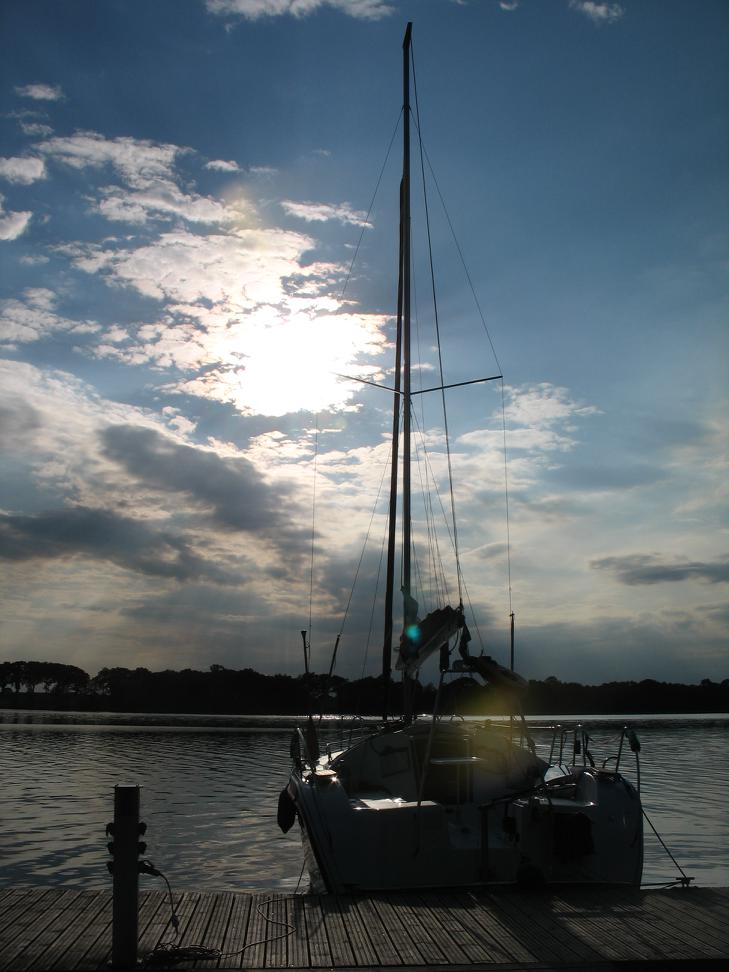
[284,721,643,893]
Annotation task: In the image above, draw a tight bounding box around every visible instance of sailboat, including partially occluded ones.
[278,23,643,893]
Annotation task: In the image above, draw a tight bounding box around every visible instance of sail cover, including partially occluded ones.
[396,605,464,675]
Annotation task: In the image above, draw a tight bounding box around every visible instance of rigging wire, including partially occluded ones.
[328,440,392,680]
[307,415,319,670]
[500,380,513,615]
[411,227,448,610]
[419,144,502,375]
[410,41,463,606]
[410,45,514,640]
[340,109,403,301]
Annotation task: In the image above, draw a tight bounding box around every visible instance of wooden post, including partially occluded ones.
[110,784,140,970]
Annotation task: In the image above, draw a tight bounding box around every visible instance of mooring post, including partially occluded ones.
[107,784,142,970]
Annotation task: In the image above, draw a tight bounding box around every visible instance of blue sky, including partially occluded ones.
[1,0,727,686]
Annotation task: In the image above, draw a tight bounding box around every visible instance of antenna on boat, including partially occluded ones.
[510,612,515,672]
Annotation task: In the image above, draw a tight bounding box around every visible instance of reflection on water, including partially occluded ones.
[1,711,727,890]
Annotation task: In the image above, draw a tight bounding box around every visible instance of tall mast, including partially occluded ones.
[381,22,412,721]
[381,188,403,721]
[401,22,413,633]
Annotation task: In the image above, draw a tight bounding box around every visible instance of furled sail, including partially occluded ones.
[455,652,528,696]
[396,604,464,675]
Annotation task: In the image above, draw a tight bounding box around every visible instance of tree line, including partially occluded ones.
[0,659,727,715]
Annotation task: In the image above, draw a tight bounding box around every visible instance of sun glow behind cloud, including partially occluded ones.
[176,309,389,416]
[29,129,393,417]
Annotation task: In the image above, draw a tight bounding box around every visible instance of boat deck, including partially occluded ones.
[0,885,727,971]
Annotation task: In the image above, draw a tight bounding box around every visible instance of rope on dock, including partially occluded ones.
[140,861,296,968]
[642,807,694,888]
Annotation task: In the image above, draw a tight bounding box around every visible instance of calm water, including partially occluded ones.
[1,710,727,891]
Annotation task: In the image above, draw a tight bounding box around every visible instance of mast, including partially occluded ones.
[381,22,413,721]
[381,190,403,722]
[401,22,413,633]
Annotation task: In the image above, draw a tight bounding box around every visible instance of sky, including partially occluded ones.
[0,0,727,687]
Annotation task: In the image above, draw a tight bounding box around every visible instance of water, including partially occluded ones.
[1,710,727,891]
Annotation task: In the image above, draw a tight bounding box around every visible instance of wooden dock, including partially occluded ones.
[0,886,727,971]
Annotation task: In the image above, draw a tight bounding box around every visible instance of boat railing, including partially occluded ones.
[602,724,641,793]
[292,717,379,771]
[544,722,641,792]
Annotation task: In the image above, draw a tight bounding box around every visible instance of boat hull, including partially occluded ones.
[286,724,643,892]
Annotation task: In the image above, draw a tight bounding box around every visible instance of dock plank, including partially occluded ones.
[549,889,660,962]
[195,891,235,969]
[350,896,402,966]
[2,890,87,972]
[334,894,380,968]
[0,888,55,955]
[214,886,252,970]
[285,894,309,970]
[265,894,291,969]
[300,896,331,969]
[369,894,425,967]
[0,889,40,928]
[320,892,356,968]
[384,893,449,965]
[241,893,275,969]
[458,891,538,965]
[0,885,727,970]
[495,890,604,966]
[650,889,729,943]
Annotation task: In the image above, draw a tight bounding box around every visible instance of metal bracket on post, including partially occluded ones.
[108,784,141,970]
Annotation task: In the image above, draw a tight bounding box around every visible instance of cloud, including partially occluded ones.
[0,288,99,345]
[0,507,237,583]
[38,132,181,188]
[281,199,371,227]
[205,159,242,172]
[513,609,728,683]
[0,156,46,185]
[0,399,41,451]
[14,83,64,101]
[68,225,317,303]
[0,360,311,592]
[20,122,54,137]
[35,134,226,227]
[93,182,239,226]
[591,553,729,586]
[206,0,394,22]
[499,1,520,10]
[0,195,32,241]
[100,423,306,543]
[568,1,624,24]
[503,383,600,428]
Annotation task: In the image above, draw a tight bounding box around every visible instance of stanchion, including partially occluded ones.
[106,784,145,969]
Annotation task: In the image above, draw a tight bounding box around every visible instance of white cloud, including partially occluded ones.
[206,0,394,21]
[568,1,624,24]
[15,83,64,101]
[0,195,31,241]
[205,159,242,172]
[0,156,46,185]
[38,132,181,188]
[69,226,320,304]
[499,1,520,10]
[20,121,54,137]
[39,132,248,227]
[19,254,49,266]
[503,383,600,428]
[282,199,371,227]
[0,288,100,344]
[93,182,241,226]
